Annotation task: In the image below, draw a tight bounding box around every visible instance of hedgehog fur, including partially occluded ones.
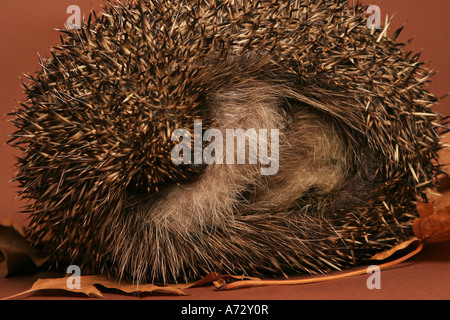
[9,0,447,284]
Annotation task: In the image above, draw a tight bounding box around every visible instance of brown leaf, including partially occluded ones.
[4,277,105,299]
[4,271,264,299]
[429,177,450,210]
[212,274,262,288]
[0,225,49,277]
[370,238,421,260]
[414,140,450,243]
[176,271,222,289]
[215,243,425,290]
[416,202,435,218]
[90,275,187,296]
[4,274,188,299]
[413,205,450,243]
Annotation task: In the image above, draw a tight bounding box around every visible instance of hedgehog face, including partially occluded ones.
[10,0,443,284]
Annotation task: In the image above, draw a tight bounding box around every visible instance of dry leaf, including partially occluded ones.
[413,139,450,243]
[212,274,262,288]
[175,271,223,289]
[91,275,188,296]
[4,274,188,300]
[4,277,105,299]
[370,238,421,261]
[413,205,450,243]
[215,243,425,290]
[0,225,49,277]
[416,202,435,218]
[174,271,260,288]
[3,272,260,299]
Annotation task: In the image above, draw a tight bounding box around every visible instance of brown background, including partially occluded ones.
[0,0,449,299]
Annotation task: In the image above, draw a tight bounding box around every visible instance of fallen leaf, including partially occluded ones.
[0,225,49,277]
[428,178,450,214]
[370,238,421,260]
[413,135,450,243]
[89,275,187,296]
[4,274,187,300]
[212,274,262,288]
[174,271,260,289]
[416,202,435,218]
[4,277,104,300]
[413,205,450,243]
[215,242,425,290]
[3,272,261,299]
[175,271,222,289]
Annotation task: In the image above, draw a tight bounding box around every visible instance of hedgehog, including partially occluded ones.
[8,0,448,284]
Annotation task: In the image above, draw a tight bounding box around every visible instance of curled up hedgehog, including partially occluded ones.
[8,0,448,284]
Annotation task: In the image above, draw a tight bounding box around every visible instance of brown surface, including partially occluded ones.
[0,0,449,300]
